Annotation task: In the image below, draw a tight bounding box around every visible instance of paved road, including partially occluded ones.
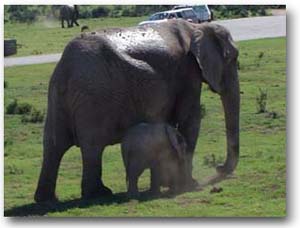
[4,15,286,68]
[214,15,286,41]
[4,53,62,68]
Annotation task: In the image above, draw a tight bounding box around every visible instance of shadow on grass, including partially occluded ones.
[4,190,177,217]
[5,173,232,217]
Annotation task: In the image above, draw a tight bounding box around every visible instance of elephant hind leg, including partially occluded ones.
[34,125,72,202]
[80,144,113,199]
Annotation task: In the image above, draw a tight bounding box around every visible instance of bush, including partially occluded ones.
[256,88,268,113]
[79,9,92,19]
[4,81,8,89]
[16,103,33,115]
[240,8,249,17]
[21,108,44,123]
[7,5,38,23]
[91,6,110,18]
[6,99,33,115]
[4,139,13,148]
[266,111,279,119]
[6,99,18,114]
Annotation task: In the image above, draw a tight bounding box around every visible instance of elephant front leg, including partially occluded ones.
[67,20,72,28]
[177,102,201,189]
[73,18,79,26]
[149,165,160,195]
[80,145,113,199]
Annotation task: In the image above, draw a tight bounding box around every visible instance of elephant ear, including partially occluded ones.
[165,126,186,162]
[190,24,238,94]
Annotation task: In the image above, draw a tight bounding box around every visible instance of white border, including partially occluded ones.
[1,0,290,5]
[1,1,298,228]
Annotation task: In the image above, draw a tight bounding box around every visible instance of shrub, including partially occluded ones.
[16,103,33,115]
[4,81,8,88]
[21,108,44,123]
[7,5,38,23]
[6,99,18,114]
[256,88,268,113]
[6,99,33,115]
[4,139,13,148]
[266,111,279,119]
[258,8,267,16]
[258,51,264,59]
[240,8,249,17]
[91,6,110,18]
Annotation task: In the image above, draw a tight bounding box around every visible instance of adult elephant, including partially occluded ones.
[34,20,240,202]
[60,5,79,28]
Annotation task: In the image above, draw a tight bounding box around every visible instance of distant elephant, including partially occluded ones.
[121,122,187,198]
[60,5,79,28]
[34,20,240,202]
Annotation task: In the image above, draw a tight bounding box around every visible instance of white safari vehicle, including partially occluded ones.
[138,8,198,26]
[172,5,213,23]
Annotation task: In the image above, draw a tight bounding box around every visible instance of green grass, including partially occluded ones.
[4,37,286,217]
[4,16,147,57]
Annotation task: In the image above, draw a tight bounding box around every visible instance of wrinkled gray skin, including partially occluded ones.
[60,5,79,28]
[121,123,187,198]
[34,20,240,202]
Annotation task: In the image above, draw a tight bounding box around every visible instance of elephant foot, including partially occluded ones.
[127,191,140,199]
[82,185,113,200]
[147,188,161,197]
[185,177,199,191]
[34,188,58,203]
[99,185,113,196]
[166,188,179,197]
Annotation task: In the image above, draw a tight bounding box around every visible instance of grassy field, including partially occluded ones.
[4,16,147,57]
[4,37,286,217]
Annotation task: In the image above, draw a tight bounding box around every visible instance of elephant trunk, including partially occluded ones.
[218,69,240,174]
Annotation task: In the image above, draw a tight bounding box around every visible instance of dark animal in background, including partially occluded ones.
[34,20,240,202]
[121,123,188,198]
[60,5,80,28]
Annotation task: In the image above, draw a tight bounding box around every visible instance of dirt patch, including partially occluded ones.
[210,186,223,194]
[271,9,286,16]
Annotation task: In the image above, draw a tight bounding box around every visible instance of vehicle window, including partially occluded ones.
[194,6,206,12]
[176,12,183,18]
[183,10,195,18]
[149,14,159,20]
[168,13,176,19]
[149,13,168,20]
[161,13,168,19]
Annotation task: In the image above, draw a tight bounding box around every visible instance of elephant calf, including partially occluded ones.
[121,123,188,198]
